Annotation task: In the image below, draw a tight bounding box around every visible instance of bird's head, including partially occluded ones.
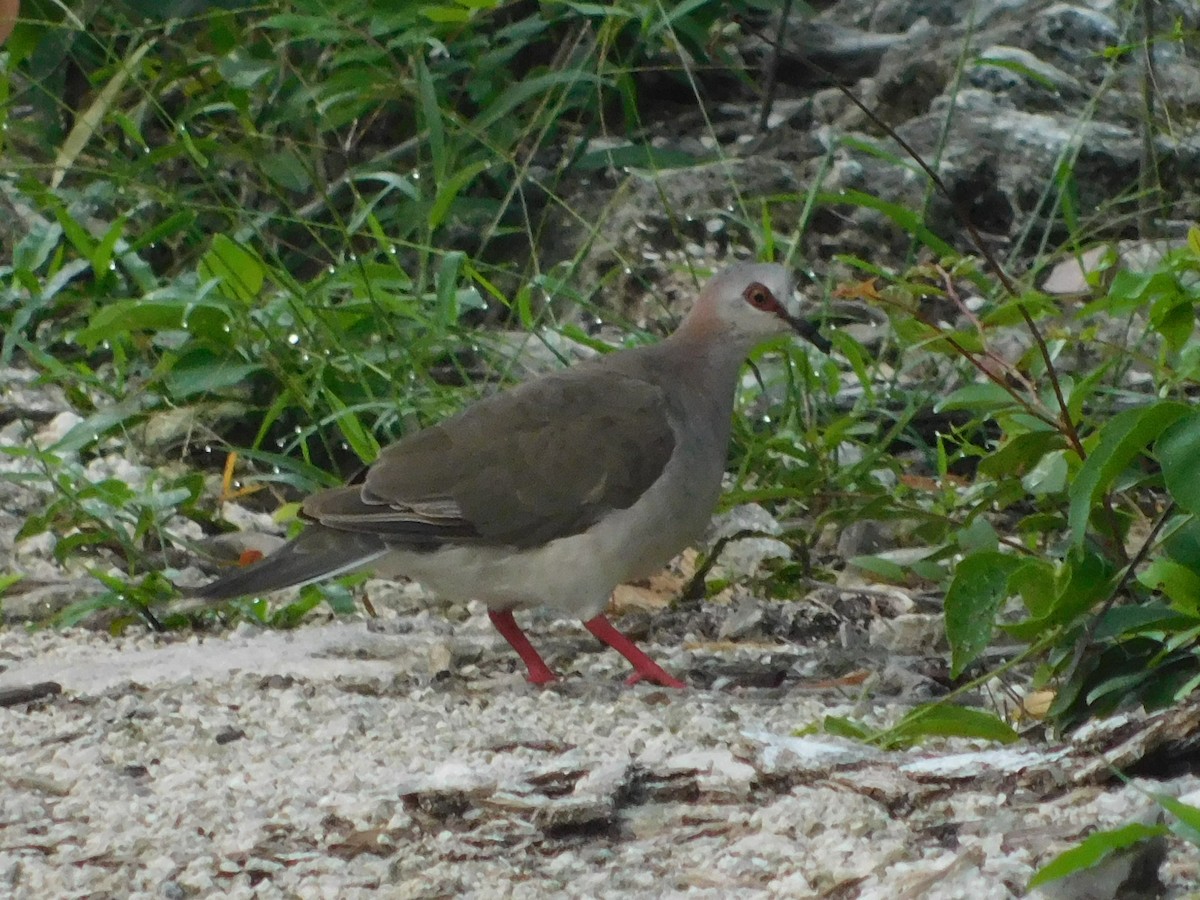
[686,262,831,353]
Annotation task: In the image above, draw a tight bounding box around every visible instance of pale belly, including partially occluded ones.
[373,450,721,620]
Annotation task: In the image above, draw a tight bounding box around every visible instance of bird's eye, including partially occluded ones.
[743,282,775,310]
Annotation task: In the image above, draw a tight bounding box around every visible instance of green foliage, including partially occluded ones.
[822,703,1018,750]
[824,226,1200,736]
[1028,821,1168,888]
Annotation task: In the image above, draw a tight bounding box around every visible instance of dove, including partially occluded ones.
[195,263,829,687]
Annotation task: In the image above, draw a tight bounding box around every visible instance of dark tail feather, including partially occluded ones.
[192,526,388,601]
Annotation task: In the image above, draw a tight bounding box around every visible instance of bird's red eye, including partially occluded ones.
[744,282,775,310]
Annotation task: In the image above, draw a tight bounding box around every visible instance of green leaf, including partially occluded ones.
[1008,558,1058,619]
[428,160,489,230]
[973,54,1058,89]
[1157,411,1200,513]
[1153,300,1194,351]
[0,573,25,595]
[162,350,263,400]
[435,251,465,325]
[1028,822,1167,888]
[473,70,604,131]
[1068,402,1189,546]
[887,704,1019,746]
[944,551,1023,676]
[1092,603,1196,641]
[822,715,870,740]
[322,389,381,464]
[935,382,1020,414]
[1004,547,1116,640]
[415,56,445,179]
[1021,449,1068,495]
[200,235,264,304]
[1156,794,1200,846]
[978,430,1066,479]
[270,585,324,628]
[1138,558,1200,612]
[818,189,956,257]
[76,298,234,350]
[92,215,127,277]
[50,397,157,455]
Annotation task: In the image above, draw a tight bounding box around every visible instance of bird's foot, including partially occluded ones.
[488,609,559,686]
[624,669,686,689]
[525,666,559,686]
[583,614,686,689]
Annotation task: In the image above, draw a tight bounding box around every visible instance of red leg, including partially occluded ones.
[582,615,685,689]
[488,609,557,685]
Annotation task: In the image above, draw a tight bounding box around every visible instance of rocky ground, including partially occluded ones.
[3,587,1200,899]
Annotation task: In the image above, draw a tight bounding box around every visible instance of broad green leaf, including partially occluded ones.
[934,382,1019,413]
[259,150,312,193]
[945,551,1023,676]
[1157,411,1200,513]
[957,516,998,553]
[888,704,1019,745]
[200,235,264,304]
[978,430,1066,479]
[1028,822,1167,888]
[162,350,262,400]
[76,299,234,350]
[1003,547,1116,640]
[1068,402,1189,546]
[1138,558,1200,612]
[1164,517,1200,570]
[1093,603,1198,641]
[1021,449,1068,495]
[1008,558,1058,619]
[1153,300,1194,351]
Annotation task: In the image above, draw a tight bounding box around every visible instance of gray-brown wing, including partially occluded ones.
[302,368,676,550]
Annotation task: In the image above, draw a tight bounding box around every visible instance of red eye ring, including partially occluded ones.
[743,282,775,310]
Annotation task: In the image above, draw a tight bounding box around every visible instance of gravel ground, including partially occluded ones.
[3,597,1200,900]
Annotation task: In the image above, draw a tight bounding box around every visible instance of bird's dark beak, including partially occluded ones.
[781,311,832,354]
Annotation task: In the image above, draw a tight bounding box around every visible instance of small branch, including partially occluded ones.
[1061,500,1175,688]
[757,0,795,133]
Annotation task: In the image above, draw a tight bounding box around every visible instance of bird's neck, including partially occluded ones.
[666,318,762,389]
[655,324,759,448]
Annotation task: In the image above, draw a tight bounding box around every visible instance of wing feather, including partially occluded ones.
[301,365,676,550]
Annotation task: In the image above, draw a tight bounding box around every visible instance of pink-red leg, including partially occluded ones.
[583,614,686,688]
[488,609,557,685]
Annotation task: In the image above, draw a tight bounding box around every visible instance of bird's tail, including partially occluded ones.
[192,525,388,601]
